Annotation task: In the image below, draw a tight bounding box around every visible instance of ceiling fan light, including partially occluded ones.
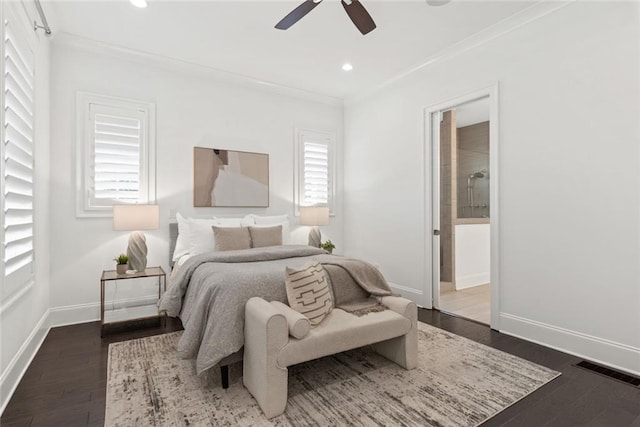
[130,0,148,8]
[342,63,353,71]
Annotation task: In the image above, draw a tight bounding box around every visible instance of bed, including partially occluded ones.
[159,215,394,381]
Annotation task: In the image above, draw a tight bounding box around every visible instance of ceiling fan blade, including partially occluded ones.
[275,0,322,30]
[341,0,376,35]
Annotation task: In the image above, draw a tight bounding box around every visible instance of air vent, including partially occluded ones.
[575,361,640,387]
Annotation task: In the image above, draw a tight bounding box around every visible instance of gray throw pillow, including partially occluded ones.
[211,226,251,251]
[249,225,283,248]
[285,261,333,326]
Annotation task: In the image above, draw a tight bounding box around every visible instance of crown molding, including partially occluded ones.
[345,0,576,107]
[51,0,575,109]
[51,31,344,108]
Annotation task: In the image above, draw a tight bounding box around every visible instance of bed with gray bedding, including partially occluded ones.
[158,245,393,375]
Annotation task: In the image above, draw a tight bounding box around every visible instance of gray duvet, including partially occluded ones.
[158,245,334,375]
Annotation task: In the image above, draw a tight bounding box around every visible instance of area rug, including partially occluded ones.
[105,322,560,426]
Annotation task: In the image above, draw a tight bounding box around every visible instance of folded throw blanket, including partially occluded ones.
[320,258,395,316]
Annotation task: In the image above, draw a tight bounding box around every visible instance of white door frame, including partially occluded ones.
[423,84,501,330]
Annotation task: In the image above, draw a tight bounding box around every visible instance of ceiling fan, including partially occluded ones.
[275,0,452,36]
[275,0,377,36]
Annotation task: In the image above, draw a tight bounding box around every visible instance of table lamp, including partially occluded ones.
[299,206,329,248]
[113,205,159,272]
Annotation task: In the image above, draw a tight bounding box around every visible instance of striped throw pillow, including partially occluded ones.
[285,262,333,326]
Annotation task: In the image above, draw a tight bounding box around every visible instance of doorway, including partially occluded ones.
[426,86,499,329]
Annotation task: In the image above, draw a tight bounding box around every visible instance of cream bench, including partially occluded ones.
[243,296,418,419]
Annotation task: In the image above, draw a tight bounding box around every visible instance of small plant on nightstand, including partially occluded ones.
[320,240,335,254]
[113,254,129,274]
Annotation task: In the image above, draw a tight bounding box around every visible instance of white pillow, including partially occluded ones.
[216,216,255,227]
[172,213,191,262]
[252,214,288,224]
[187,217,220,255]
[250,214,290,244]
[172,214,258,260]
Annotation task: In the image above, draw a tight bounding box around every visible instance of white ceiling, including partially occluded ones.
[50,1,535,99]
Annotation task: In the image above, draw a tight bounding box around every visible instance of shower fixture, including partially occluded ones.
[466,169,488,217]
[469,169,487,180]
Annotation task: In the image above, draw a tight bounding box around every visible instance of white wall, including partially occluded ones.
[455,224,490,290]
[0,1,52,413]
[344,1,640,374]
[48,39,344,325]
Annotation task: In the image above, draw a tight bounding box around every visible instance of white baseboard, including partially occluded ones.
[49,301,100,327]
[1,295,161,415]
[500,312,640,377]
[49,295,158,327]
[0,309,51,415]
[388,282,427,308]
[455,273,490,290]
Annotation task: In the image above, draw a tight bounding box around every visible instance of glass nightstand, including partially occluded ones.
[100,266,167,337]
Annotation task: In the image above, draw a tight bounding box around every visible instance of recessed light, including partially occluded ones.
[130,0,148,8]
[342,63,353,71]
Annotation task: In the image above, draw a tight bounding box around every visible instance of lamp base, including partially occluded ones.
[308,227,321,248]
[127,231,148,272]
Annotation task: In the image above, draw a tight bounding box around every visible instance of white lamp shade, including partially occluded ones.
[113,205,160,231]
[299,206,330,226]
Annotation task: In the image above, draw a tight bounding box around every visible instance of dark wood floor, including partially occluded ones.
[2,311,639,426]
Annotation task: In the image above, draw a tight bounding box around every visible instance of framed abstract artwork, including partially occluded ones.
[193,147,269,207]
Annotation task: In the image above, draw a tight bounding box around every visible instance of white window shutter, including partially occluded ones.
[91,111,142,202]
[295,129,335,214]
[3,19,35,282]
[303,142,330,206]
[76,93,156,216]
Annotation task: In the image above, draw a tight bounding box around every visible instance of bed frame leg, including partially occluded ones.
[221,365,229,389]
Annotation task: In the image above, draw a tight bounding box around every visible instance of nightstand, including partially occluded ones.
[100,266,167,337]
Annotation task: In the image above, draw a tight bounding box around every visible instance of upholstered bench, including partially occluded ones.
[243,296,418,419]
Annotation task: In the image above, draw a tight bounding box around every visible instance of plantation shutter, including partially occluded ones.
[88,105,146,206]
[302,142,330,206]
[296,129,334,214]
[3,19,35,282]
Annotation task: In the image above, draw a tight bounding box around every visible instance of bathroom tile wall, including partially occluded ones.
[457,121,490,218]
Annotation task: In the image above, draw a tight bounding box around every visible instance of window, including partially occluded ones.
[1,10,35,289]
[76,93,156,217]
[294,129,335,214]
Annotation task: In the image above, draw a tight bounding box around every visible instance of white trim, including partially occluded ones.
[49,301,100,327]
[455,275,490,291]
[425,109,437,310]
[75,91,157,218]
[424,84,500,329]
[49,294,159,327]
[51,2,573,109]
[0,309,50,416]
[294,128,337,216]
[0,295,160,415]
[488,85,500,329]
[500,312,640,377]
[346,1,574,106]
[53,32,343,108]
[388,282,425,308]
